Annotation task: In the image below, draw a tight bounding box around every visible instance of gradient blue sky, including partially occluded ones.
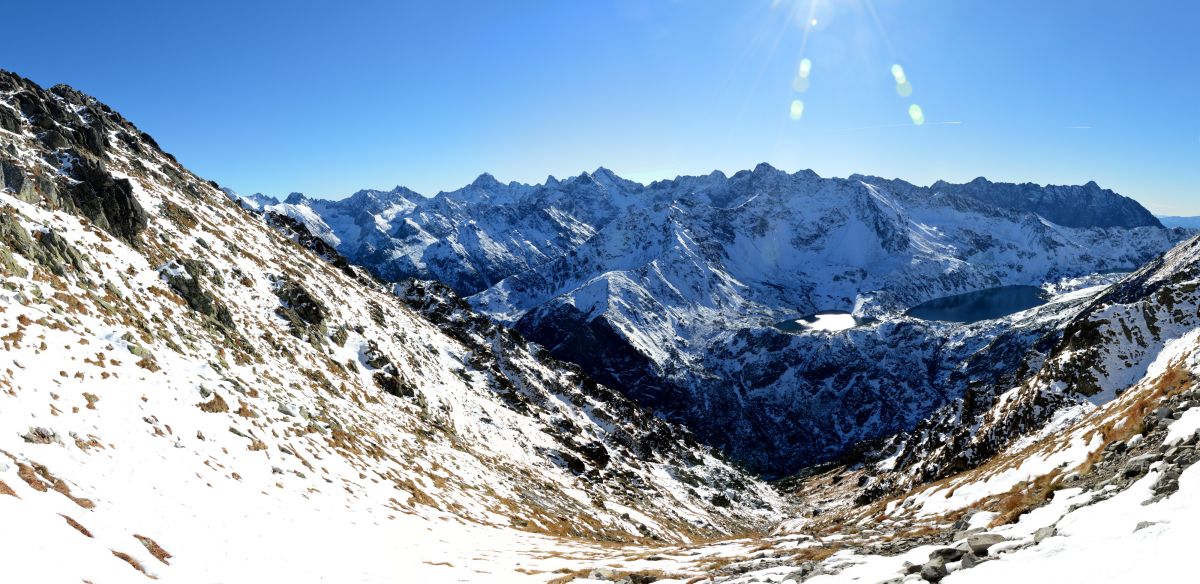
[5,0,1198,213]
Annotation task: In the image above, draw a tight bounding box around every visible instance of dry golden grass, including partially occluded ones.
[986,468,1064,527]
[61,514,93,538]
[0,479,16,497]
[134,535,172,565]
[196,393,229,413]
[111,550,155,579]
[546,569,591,584]
[16,463,48,492]
[50,476,95,509]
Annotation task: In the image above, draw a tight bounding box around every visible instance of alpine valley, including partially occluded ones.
[5,69,1200,584]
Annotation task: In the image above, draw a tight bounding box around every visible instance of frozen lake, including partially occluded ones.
[774,311,860,333]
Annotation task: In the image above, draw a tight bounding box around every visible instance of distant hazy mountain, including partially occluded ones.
[1158,215,1200,229]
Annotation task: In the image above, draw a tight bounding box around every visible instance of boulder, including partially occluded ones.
[589,567,618,580]
[960,552,982,569]
[920,557,948,581]
[928,547,965,563]
[1034,525,1057,543]
[1123,455,1156,478]
[967,533,1007,556]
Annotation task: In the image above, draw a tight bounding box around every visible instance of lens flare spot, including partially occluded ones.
[895,80,913,97]
[908,103,925,125]
[792,76,811,92]
[891,64,907,84]
[790,99,805,121]
[799,58,813,78]
[811,18,819,26]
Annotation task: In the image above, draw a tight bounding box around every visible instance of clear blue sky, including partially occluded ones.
[5,0,1198,213]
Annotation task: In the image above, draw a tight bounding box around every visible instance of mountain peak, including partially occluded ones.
[471,172,502,188]
[593,166,617,178]
[284,192,307,204]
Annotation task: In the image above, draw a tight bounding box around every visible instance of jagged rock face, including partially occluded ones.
[259,162,1186,475]
[0,70,783,555]
[0,71,148,243]
[931,177,1164,229]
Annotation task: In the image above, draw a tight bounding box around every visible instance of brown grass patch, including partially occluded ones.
[16,463,48,492]
[111,550,156,578]
[197,393,229,413]
[985,468,1064,527]
[50,476,95,509]
[0,480,16,497]
[235,400,258,418]
[136,356,161,372]
[134,535,172,565]
[61,514,93,537]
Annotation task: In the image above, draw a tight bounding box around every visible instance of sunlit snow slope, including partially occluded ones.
[0,70,781,582]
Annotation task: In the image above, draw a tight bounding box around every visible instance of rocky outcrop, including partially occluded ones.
[1,71,150,244]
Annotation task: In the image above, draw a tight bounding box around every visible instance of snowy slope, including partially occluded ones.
[0,70,783,582]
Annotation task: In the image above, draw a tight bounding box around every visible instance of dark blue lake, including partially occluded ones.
[905,285,1049,323]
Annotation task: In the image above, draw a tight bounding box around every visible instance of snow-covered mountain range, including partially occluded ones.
[248,164,1189,475]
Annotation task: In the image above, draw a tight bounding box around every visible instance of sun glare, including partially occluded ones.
[790,99,805,120]
[908,103,925,125]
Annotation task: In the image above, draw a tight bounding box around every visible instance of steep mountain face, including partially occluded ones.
[262,164,1187,475]
[0,71,783,581]
[931,177,1164,229]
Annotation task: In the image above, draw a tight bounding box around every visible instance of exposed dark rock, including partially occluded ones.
[0,104,21,133]
[928,547,964,562]
[62,155,147,243]
[273,277,327,326]
[162,260,235,331]
[373,372,415,398]
[920,556,948,581]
